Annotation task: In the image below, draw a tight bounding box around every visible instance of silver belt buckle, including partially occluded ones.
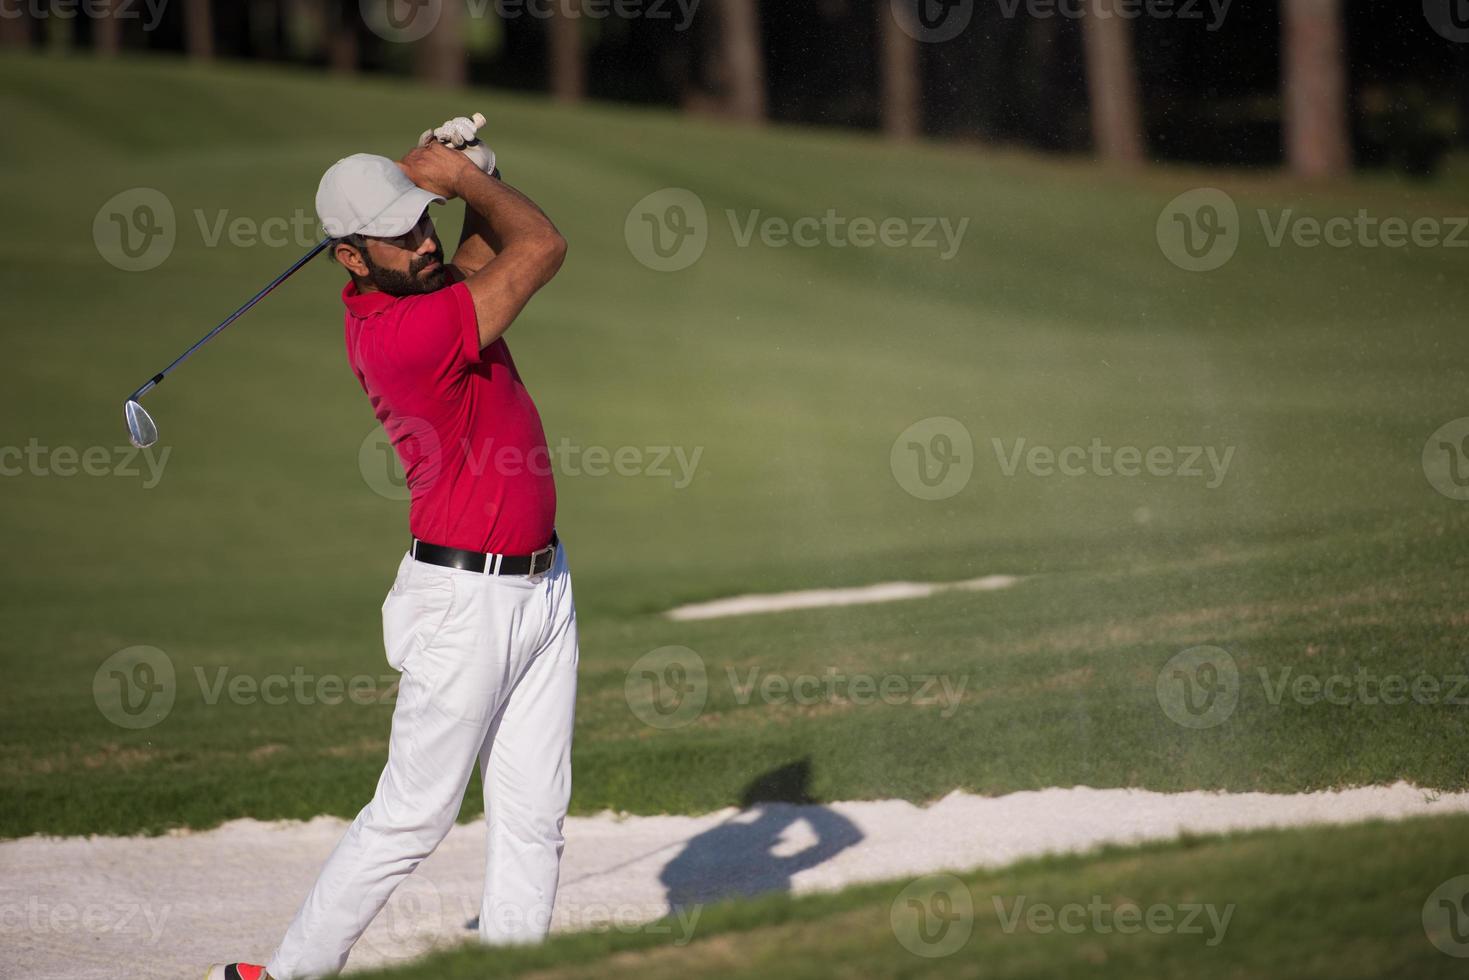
[529,542,555,576]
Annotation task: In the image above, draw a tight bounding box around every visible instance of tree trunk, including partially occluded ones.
[416,0,465,87]
[95,0,121,56]
[0,6,31,47]
[325,0,358,73]
[184,0,215,60]
[718,0,765,123]
[1460,48,1469,147]
[880,1,920,140]
[1081,0,1145,166]
[1282,0,1350,177]
[549,0,584,102]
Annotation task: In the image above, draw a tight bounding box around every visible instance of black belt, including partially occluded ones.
[410,532,559,577]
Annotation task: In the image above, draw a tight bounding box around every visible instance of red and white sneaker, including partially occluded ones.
[205,965,269,980]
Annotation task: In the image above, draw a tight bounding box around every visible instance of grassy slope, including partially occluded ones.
[1,53,1467,835]
[355,813,1469,980]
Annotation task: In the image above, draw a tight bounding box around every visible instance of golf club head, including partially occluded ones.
[124,399,158,449]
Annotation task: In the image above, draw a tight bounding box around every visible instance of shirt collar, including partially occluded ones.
[342,281,399,317]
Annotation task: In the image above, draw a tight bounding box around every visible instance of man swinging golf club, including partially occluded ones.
[208,115,575,980]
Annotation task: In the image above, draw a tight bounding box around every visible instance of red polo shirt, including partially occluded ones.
[343,280,556,555]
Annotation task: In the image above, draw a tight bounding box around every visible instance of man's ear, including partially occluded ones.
[335,241,370,278]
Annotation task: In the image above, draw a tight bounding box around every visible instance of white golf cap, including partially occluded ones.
[316,153,444,239]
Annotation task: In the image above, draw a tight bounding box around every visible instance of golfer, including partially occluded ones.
[210,117,575,980]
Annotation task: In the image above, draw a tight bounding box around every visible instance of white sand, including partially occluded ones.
[664,575,1022,621]
[4,782,1464,979]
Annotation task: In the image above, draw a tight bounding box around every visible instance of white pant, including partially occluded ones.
[267,544,579,979]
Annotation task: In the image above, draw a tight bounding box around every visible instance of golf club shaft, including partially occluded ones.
[127,237,332,402]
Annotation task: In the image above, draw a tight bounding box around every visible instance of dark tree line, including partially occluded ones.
[3,0,1463,176]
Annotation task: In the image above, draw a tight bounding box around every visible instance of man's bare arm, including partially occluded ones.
[450,202,498,278]
[401,142,566,348]
[453,169,566,348]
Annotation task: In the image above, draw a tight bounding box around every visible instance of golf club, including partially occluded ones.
[123,237,331,449]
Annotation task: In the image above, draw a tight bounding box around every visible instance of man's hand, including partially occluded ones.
[419,113,497,176]
[398,140,477,199]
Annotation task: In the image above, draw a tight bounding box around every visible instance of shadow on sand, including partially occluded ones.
[659,758,863,912]
[467,758,863,932]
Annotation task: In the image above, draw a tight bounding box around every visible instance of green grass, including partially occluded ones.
[351,813,1469,980]
[1,52,1467,836]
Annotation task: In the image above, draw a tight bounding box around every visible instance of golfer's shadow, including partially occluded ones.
[660,759,863,911]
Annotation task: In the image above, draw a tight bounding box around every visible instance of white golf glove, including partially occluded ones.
[419,112,497,176]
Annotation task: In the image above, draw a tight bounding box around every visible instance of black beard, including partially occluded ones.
[361,248,447,297]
